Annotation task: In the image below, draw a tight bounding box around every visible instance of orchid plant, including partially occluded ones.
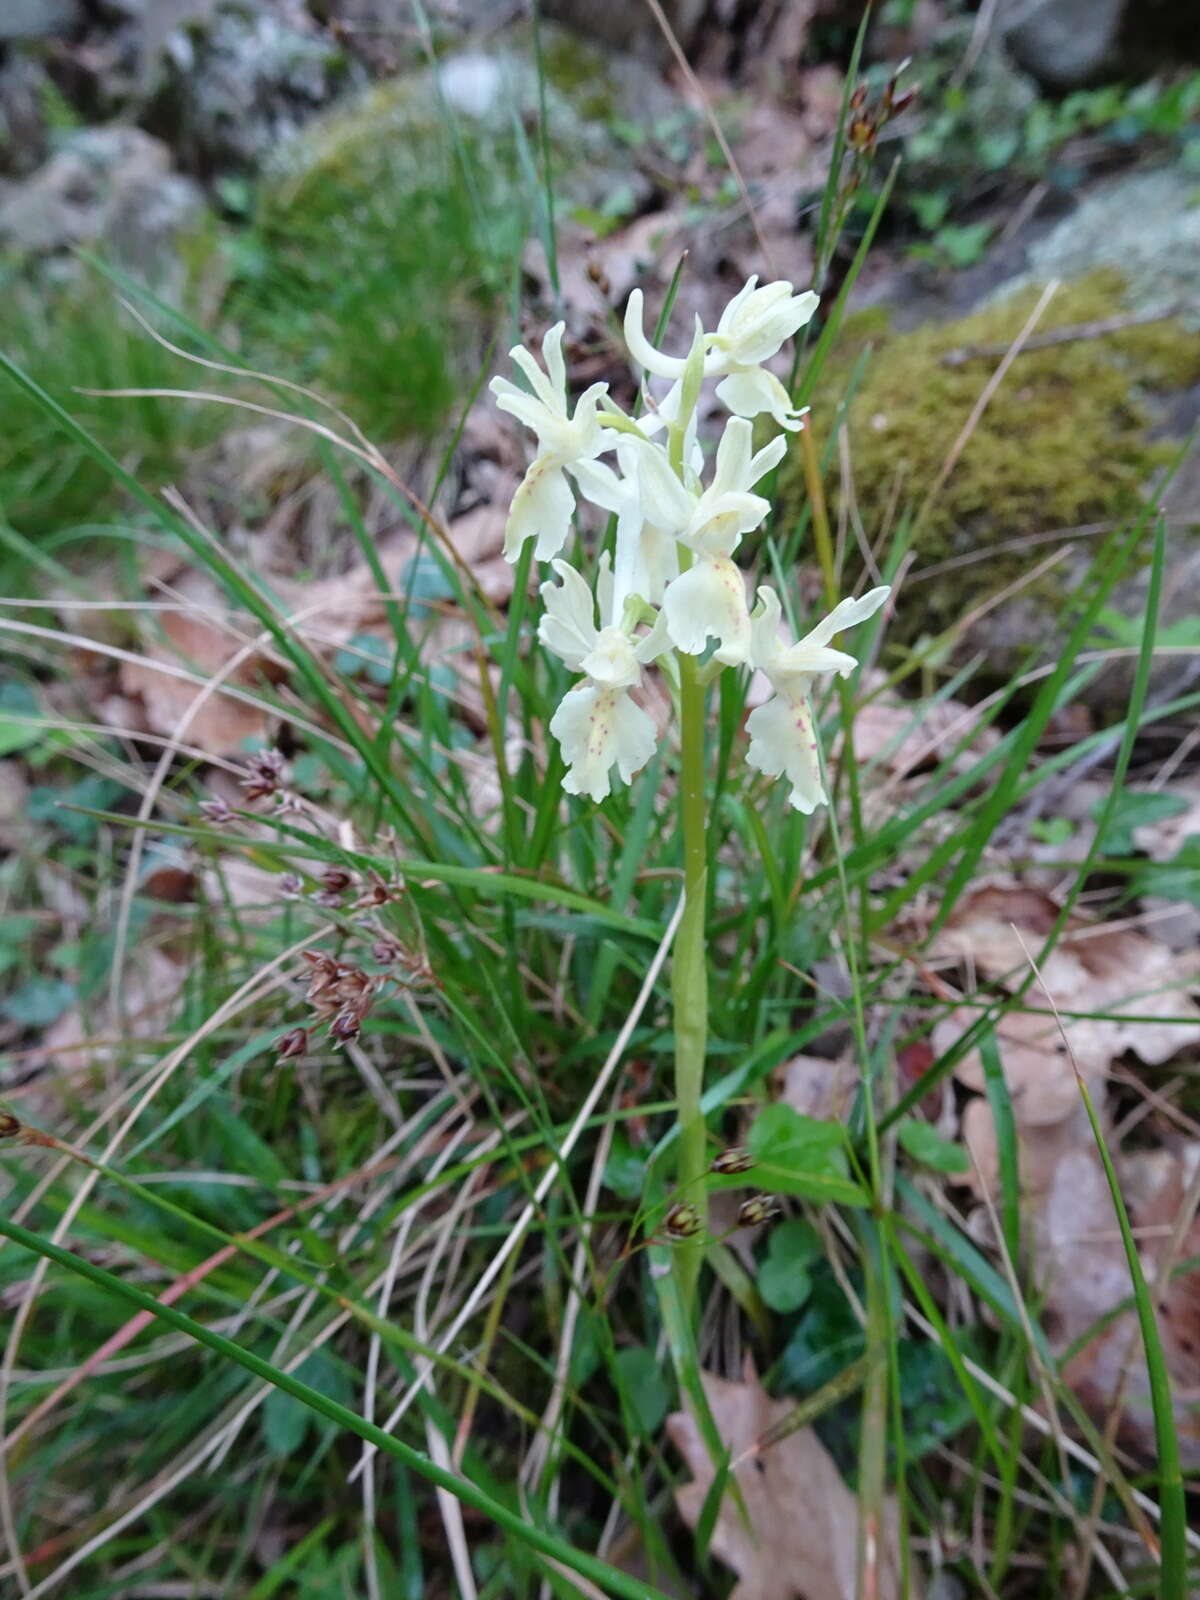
[491,277,890,1313]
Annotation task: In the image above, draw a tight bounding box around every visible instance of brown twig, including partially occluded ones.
[941,306,1177,368]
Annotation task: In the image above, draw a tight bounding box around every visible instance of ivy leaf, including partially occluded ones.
[262,1356,351,1458]
[896,1118,969,1174]
[602,1129,646,1201]
[757,1218,822,1314]
[1091,790,1189,858]
[613,1345,671,1438]
[712,1104,870,1208]
[2,978,76,1028]
[1134,836,1200,908]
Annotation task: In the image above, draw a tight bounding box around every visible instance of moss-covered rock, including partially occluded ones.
[229,23,684,442]
[782,270,1200,660]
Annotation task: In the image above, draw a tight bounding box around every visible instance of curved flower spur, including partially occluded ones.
[488,278,891,808]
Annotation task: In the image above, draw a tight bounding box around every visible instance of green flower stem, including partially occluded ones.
[673,636,710,1315]
[664,413,710,1318]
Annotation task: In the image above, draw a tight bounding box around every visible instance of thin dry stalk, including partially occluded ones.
[348,893,685,1483]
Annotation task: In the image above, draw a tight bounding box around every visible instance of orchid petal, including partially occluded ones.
[581,626,643,688]
[715,368,804,431]
[711,416,754,494]
[538,559,598,667]
[795,585,891,650]
[505,459,576,562]
[746,687,827,813]
[663,557,751,665]
[623,289,689,381]
[551,683,657,802]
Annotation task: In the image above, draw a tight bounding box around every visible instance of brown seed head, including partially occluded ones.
[736,1194,780,1228]
[329,1006,362,1043]
[354,870,398,909]
[664,1202,702,1241]
[302,951,349,1013]
[275,1027,308,1060]
[711,1146,755,1175]
[240,749,287,802]
[199,796,235,826]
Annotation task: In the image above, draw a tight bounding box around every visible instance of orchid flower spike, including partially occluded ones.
[653,419,789,666]
[624,277,818,431]
[489,323,609,563]
[745,585,891,812]
[538,557,669,803]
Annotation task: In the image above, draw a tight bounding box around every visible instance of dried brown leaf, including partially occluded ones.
[774,1053,857,1123]
[851,686,999,779]
[119,572,284,755]
[934,884,1200,1070]
[39,947,187,1072]
[934,1006,1105,1127]
[668,1361,907,1600]
[1047,1143,1200,1467]
[961,1095,1200,1465]
[0,760,29,853]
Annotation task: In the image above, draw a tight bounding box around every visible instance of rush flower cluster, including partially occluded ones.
[490,278,890,809]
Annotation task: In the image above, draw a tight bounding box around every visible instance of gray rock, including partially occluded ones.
[143,0,357,173]
[1007,165,1200,323]
[0,53,55,177]
[540,0,699,58]
[0,127,206,287]
[269,22,680,218]
[1002,0,1125,88]
[1002,0,1200,88]
[0,0,81,41]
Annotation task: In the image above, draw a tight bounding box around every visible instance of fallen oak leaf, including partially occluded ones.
[933,884,1200,1069]
[933,1005,1106,1129]
[773,1052,857,1124]
[119,571,285,756]
[850,677,999,780]
[667,1359,908,1600]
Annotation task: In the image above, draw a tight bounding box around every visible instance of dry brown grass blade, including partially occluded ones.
[917,279,1059,524]
[640,0,777,278]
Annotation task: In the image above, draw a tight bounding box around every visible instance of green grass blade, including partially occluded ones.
[0,1214,671,1600]
[1074,1076,1186,1597]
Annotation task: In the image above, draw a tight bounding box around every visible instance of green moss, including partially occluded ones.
[0,271,226,552]
[537,28,623,123]
[787,271,1200,642]
[227,77,522,445]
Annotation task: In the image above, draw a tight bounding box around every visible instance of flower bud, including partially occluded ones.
[240,749,287,802]
[275,1027,308,1060]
